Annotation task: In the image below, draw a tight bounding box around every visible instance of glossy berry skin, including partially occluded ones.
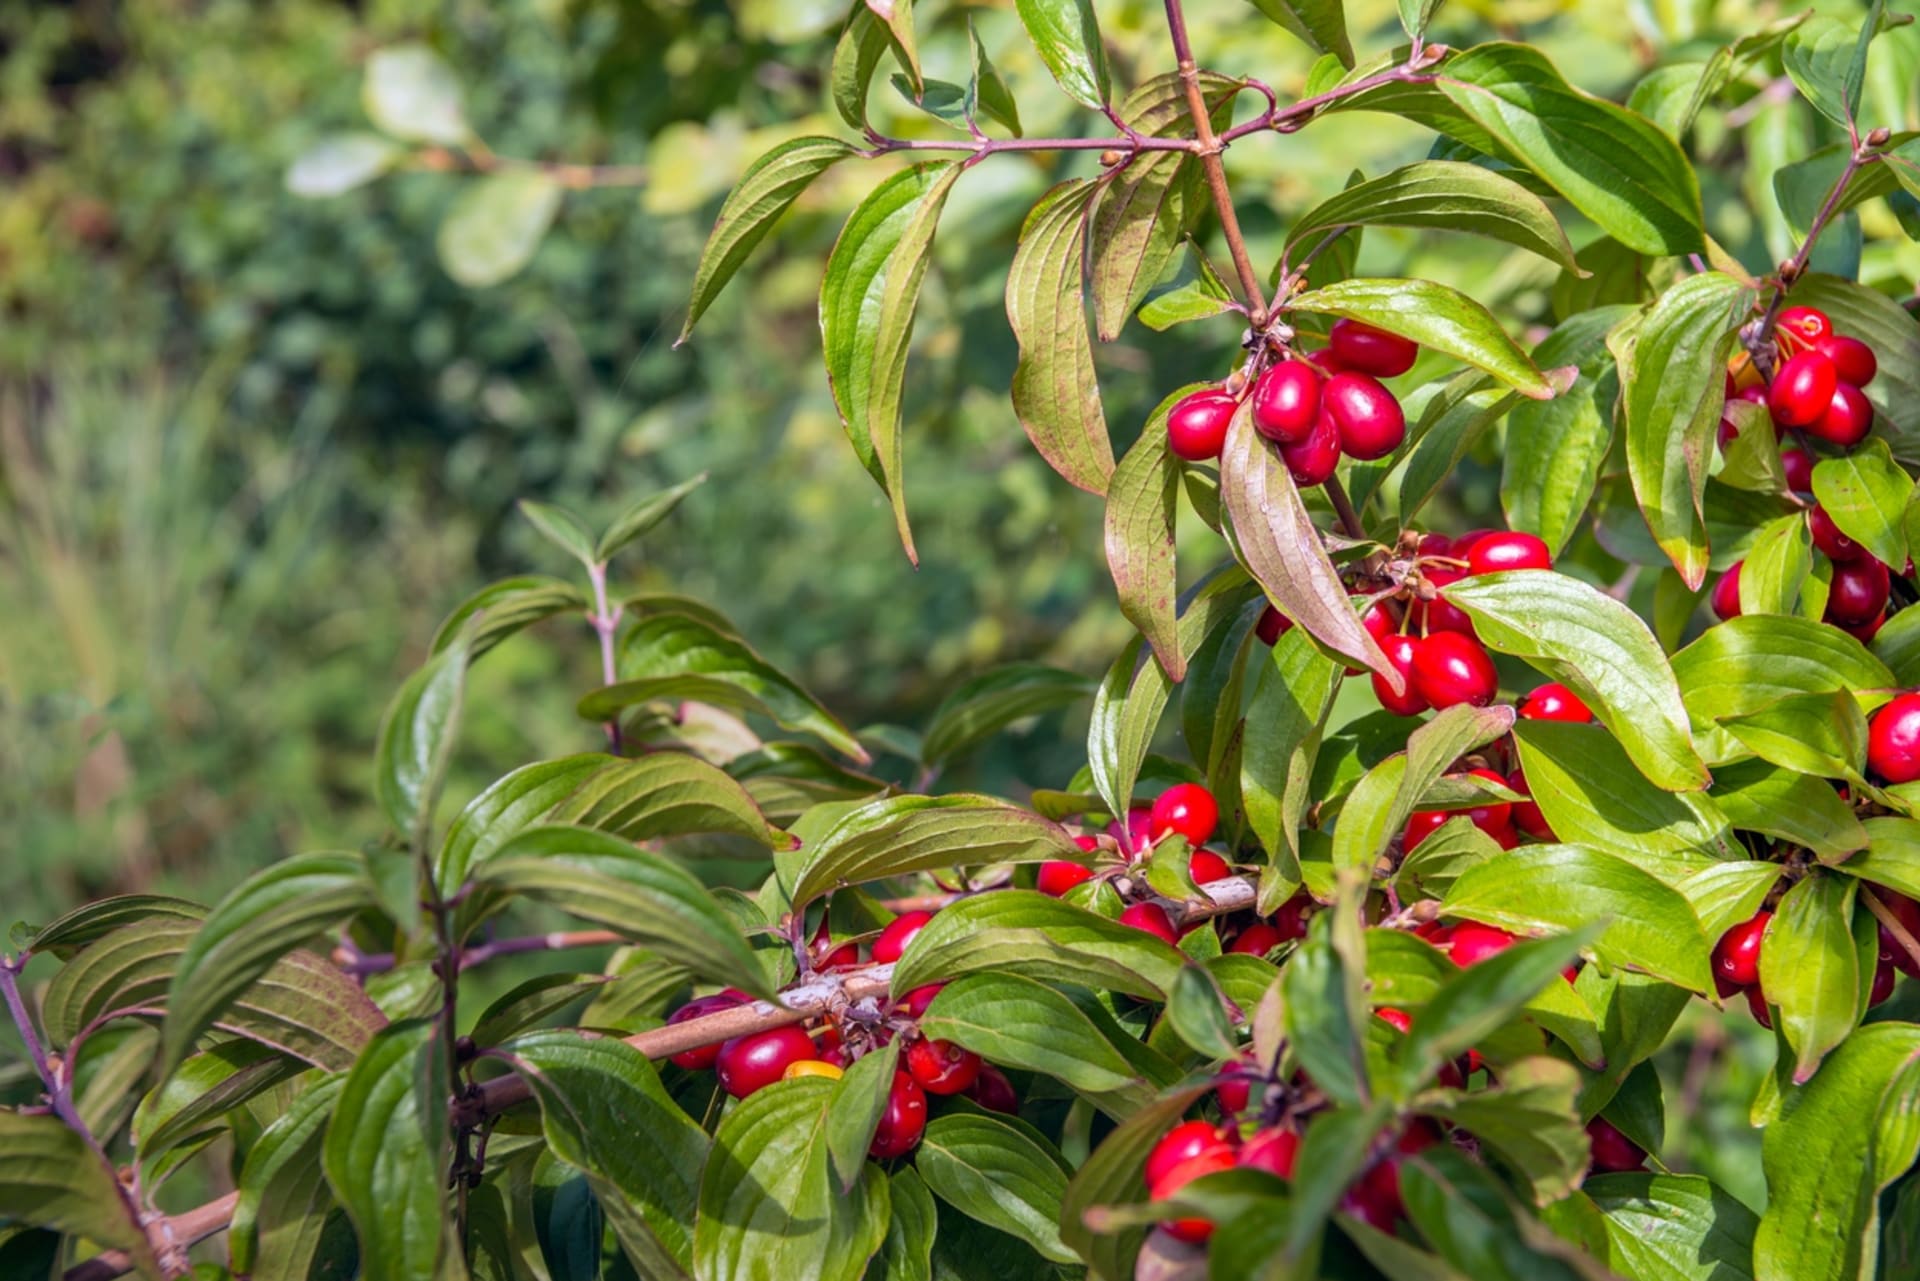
[1777,306,1833,344]
[1376,1007,1412,1034]
[1465,531,1553,575]
[1712,912,1769,989]
[1872,956,1898,1006]
[868,1071,929,1158]
[1587,1117,1648,1173]
[1782,447,1815,493]
[1329,318,1419,377]
[1818,334,1878,387]
[1255,605,1291,646]
[1166,389,1239,461]
[1746,984,1773,1029]
[1120,902,1179,945]
[1868,692,1920,783]
[1769,351,1839,428]
[1237,1127,1300,1179]
[1189,849,1232,884]
[872,911,935,964]
[1279,410,1342,486]
[1371,634,1431,717]
[967,1064,1019,1114]
[1323,372,1407,460]
[1519,682,1592,723]
[1151,783,1220,848]
[1110,806,1154,852]
[716,1026,820,1098]
[1251,359,1322,444]
[898,983,945,1019]
[1417,566,1478,637]
[1825,557,1890,626]
[1809,506,1865,561]
[1411,631,1500,710]
[1153,1147,1238,1244]
[1808,381,1875,447]
[667,994,745,1070]
[1711,562,1743,621]
[1272,893,1314,941]
[1449,922,1517,967]
[904,1037,981,1095]
[1037,860,1095,897]
[1228,921,1284,956]
[1146,1121,1236,1190]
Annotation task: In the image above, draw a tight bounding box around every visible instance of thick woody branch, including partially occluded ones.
[64,1194,241,1281]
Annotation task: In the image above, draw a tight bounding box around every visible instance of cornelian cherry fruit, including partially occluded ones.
[1711,562,1743,621]
[1166,389,1239,461]
[1518,682,1592,723]
[1712,912,1769,989]
[716,1026,820,1098]
[904,1037,981,1095]
[1372,634,1431,717]
[1465,531,1552,574]
[1251,359,1321,444]
[1808,381,1874,447]
[1189,849,1232,884]
[1279,410,1342,487]
[1037,860,1095,897]
[1255,605,1291,645]
[1769,351,1838,428]
[1776,306,1832,344]
[668,993,745,1070]
[1825,557,1889,626]
[1449,922,1517,967]
[1411,631,1499,709]
[1228,921,1284,956]
[1121,902,1179,945]
[872,911,935,964]
[1782,447,1814,492]
[967,1064,1019,1114]
[1329,318,1419,377]
[1153,1147,1237,1243]
[1151,782,1219,848]
[1586,1117,1648,1173]
[868,1070,928,1158]
[1323,372,1406,461]
[1237,1128,1300,1179]
[1809,506,1864,561]
[1146,1121,1236,1190]
[1818,334,1877,387]
[1868,692,1920,783]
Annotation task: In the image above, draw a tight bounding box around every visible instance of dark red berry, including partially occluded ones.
[1872,955,1897,1005]
[1411,632,1500,709]
[1151,783,1219,848]
[1449,922,1517,967]
[1372,634,1431,717]
[1817,334,1877,387]
[1251,359,1322,444]
[1777,306,1833,344]
[1746,984,1773,1029]
[1322,372,1407,461]
[1037,860,1095,897]
[1711,563,1743,621]
[898,983,945,1019]
[1329,318,1419,377]
[1712,912,1769,989]
[1769,351,1839,428]
[1121,902,1179,945]
[1237,1127,1300,1179]
[1214,1063,1251,1114]
[1255,605,1291,646]
[1807,380,1875,447]
[1466,531,1553,575]
[1306,347,1346,375]
[1586,1117,1648,1173]
[1279,410,1342,486]
[1109,805,1153,851]
[1416,531,1453,558]
[1869,693,1920,783]
[1153,1147,1237,1243]
[1825,557,1890,626]
[668,993,746,1070]
[1518,682,1592,723]
[904,1037,981,1095]
[1272,893,1313,942]
[869,1070,928,1158]
[872,911,935,964]
[1228,921,1284,956]
[716,1026,820,1097]
[1809,506,1865,562]
[1882,893,1920,978]
[1146,1120,1235,1189]
[1166,389,1239,461]
[1782,447,1814,493]
[1847,611,1888,644]
[967,1064,1019,1114]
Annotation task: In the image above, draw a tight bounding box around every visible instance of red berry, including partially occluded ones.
[1227,921,1284,956]
[1109,806,1153,851]
[1121,902,1179,945]
[1214,1058,1254,1113]
[1416,532,1453,558]
[1166,389,1239,461]
[1329,318,1419,377]
[1323,372,1407,461]
[1809,506,1865,562]
[1872,955,1898,1005]
[1146,1120,1235,1189]
[872,911,935,964]
[1376,1007,1412,1034]
[1818,334,1877,387]
[1255,605,1292,646]
[1372,634,1431,717]
[1402,809,1448,851]
[1712,912,1769,989]
[869,1070,928,1158]
[1189,849,1232,884]
[1808,381,1875,447]
[1518,682,1592,723]
[1417,566,1478,637]
[1449,922,1517,967]
[1251,359,1322,444]
[1869,693,1920,783]
[1279,410,1342,486]
[1586,1117,1648,1173]
[1465,531,1553,575]
[904,1037,982,1095]
[1509,766,1553,841]
[899,983,945,1019]
[1769,351,1839,428]
[1711,563,1743,621]
[967,1064,1019,1114]
[1151,783,1219,848]
[1846,611,1888,644]
[1273,894,1314,942]
[1777,306,1833,344]
[1038,860,1095,897]
[1306,347,1346,375]
[1782,447,1815,493]
[667,994,746,1070]
[1464,766,1514,832]
[1237,1127,1300,1179]
[1825,557,1890,626]
[1734,383,1768,405]
[1152,1147,1238,1243]
[1362,601,1397,642]
[716,1026,820,1097]
[1746,984,1773,1029]
[1411,632,1500,709]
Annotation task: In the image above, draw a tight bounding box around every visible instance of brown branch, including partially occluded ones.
[1753,129,1892,357]
[64,1193,241,1281]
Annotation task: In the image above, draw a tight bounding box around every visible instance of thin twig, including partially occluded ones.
[1752,129,1891,356]
[586,560,625,755]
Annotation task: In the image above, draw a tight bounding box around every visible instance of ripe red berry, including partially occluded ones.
[1272,893,1314,941]
[1869,693,1920,783]
[1109,806,1153,851]
[1371,634,1431,717]
[1120,902,1179,945]
[1322,372,1407,460]
[872,911,935,964]
[967,1064,1019,1114]
[1189,849,1232,884]
[1255,605,1292,646]
[1411,631,1500,709]
[1586,1117,1648,1173]
[1329,318,1419,377]
[1416,566,1478,637]
[1777,306,1833,344]
[1818,333,1878,387]
[1146,1120,1236,1189]
[1214,1065,1251,1114]
[1746,984,1773,1029]
[1166,389,1239,461]
[1782,447,1814,493]
[1711,562,1743,621]
[1237,1127,1300,1179]
[1769,351,1839,428]
[1712,912,1769,989]
[1449,922,1517,967]
[1152,1147,1237,1243]
[1872,955,1898,1005]
[716,1026,820,1097]
[1825,557,1890,626]
[1509,766,1553,841]
[1809,506,1865,562]
[1846,611,1888,644]
[1306,346,1346,375]
[1227,921,1284,956]
[1376,1007,1412,1034]
[1463,766,1515,831]
[1037,860,1095,897]
[1151,783,1219,848]
[1279,410,1342,487]
[1808,380,1875,447]
[904,1036,982,1095]
[1362,600,1397,642]
[667,993,746,1070]
[1251,359,1322,444]
[1402,809,1448,851]
[1416,531,1453,558]
[1518,682,1592,723]
[1465,531,1553,575]
[869,1070,929,1158]
[898,983,945,1019]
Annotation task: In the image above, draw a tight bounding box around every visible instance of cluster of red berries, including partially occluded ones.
[1725,305,1879,449]
[1711,482,1902,641]
[1710,888,1920,1028]
[1165,319,1416,486]
[1399,681,1590,851]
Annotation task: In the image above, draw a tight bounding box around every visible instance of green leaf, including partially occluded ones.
[1443,571,1707,792]
[1737,515,1812,617]
[969,22,1022,136]
[1672,615,1893,764]
[1446,845,1713,991]
[1058,1086,1208,1277]
[831,8,909,131]
[1398,0,1442,42]
[1240,616,1343,881]
[429,575,587,660]
[1014,0,1108,109]
[474,825,772,996]
[0,1112,153,1267]
[1713,759,1866,862]
[921,664,1094,767]
[502,1031,709,1275]
[916,1113,1075,1263]
[870,1168,937,1281]
[1008,181,1111,494]
[230,1075,344,1281]
[693,1077,890,1281]
[134,1039,302,1179]
[1241,0,1352,65]
[821,162,963,562]
[362,44,468,145]
[375,627,472,848]
[321,1020,454,1281]
[1088,636,1168,831]
[1435,43,1704,254]
[161,851,381,1079]
[1333,704,1517,881]
[1782,3,1886,127]
[1718,688,1868,783]
[1582,1172,1759,1281]
[1420,1057,1589,1205]
[517,498,597,566]
[1397,931,1598,1096]
[1812,439,1913,573]
[596,473,709,560]
[826,1041,899,1194]
[1610,272,1758,588]
[1760,872,1864,1083]
[919,974,1156,1114]
[19,893,204,956]
[603,611,867,762]
[1285,277,1554,398]
[1104,408,1182,679]
[889,890,1187,1000]
[542,753,793,850]
[286,133,401,197]
[437,170,563,288]
[1283,913,1371,1108]
[1165,964,1242,1060]
[1505,306,1630,557]
[790,794,1078,910]
[1286,161,1578,274]
[467,972,607,1045]
[438,754,607,896]
[1391,374,1543,524]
